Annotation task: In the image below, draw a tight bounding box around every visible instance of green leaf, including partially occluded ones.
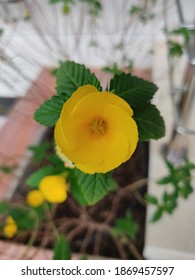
[171,27,195,45]
[168,41,183,57]
[9,208,37,230]
[133,104,165,140]
[163,191,172,203]
[157,175,172,185]
[47,154,65,170]
[75,169,117,205]
[165,160,175,172]
[102,63,122,75]
[112,211,138,240]
[163,199,177,214]
[109,73,158,108]
[29,141,52,164]
[180,185,193,199]
[145,193,158,205]
[53,235,71,260]
[27,166,62,188]
[63,4,71,14]
[0,202,9,214]
[68,169,89,206]
[151,207,163,223]
[34,95,65,127]
[56,61,102,98]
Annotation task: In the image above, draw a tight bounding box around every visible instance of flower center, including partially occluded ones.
[89,118,107,136]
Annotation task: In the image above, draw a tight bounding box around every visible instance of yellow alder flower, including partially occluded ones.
[26,189,44,207]
[55,84,138,174]
[3,216,17,239]
[39,175,68,203]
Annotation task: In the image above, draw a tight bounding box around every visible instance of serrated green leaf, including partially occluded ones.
[68,169,89,206]
[34,95,65,127]
[109,73,158,108]
[27,166,62,188]
[145,193,158,205]
[133,104,165,140]
[56,61,102,98]
[53,235,71,260]
[75,169,117,205]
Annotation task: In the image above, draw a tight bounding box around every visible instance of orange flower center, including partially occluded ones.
[89,118,107,136]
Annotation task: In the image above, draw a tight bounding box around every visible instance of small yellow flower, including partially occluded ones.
[39,175,68,203]
[55,84,138,174]
[26,189,44,207]
[3,216,17,239]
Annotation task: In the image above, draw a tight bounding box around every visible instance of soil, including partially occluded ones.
[9,129,149,260]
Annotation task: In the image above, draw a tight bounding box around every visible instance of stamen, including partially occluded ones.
[89,118,107,136]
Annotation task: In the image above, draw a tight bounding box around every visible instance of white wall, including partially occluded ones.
[0,0,179,97]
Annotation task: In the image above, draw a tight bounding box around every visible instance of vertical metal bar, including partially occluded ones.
[175,0,184,23]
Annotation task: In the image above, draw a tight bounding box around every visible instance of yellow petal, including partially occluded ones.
[39,175,68,203]
[3,216,17,239]
[60,84,98,124]
[75,104,138,174]
[26,190,44,207]
[54,86,138,174]
[101,91,133,116]
[54,120,69,156]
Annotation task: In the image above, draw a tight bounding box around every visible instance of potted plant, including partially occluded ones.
[0,60,166,259]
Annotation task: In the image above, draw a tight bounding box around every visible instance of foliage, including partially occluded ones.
[53,235,72,260]
[34,61,165,205]
[1,60,165,259]
[145,160,195,222]
[74,169,117,205]
[168,27,195,58]
[29,142,52,164]
[112,211,138,240]
[129,0,158,24]
[48,0,102,16]
[27,166,63,188]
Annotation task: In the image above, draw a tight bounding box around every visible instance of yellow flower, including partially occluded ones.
[55,84,138,174]
[3,216,17,238]
[26,189,44,207]
[39,175,68,203]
